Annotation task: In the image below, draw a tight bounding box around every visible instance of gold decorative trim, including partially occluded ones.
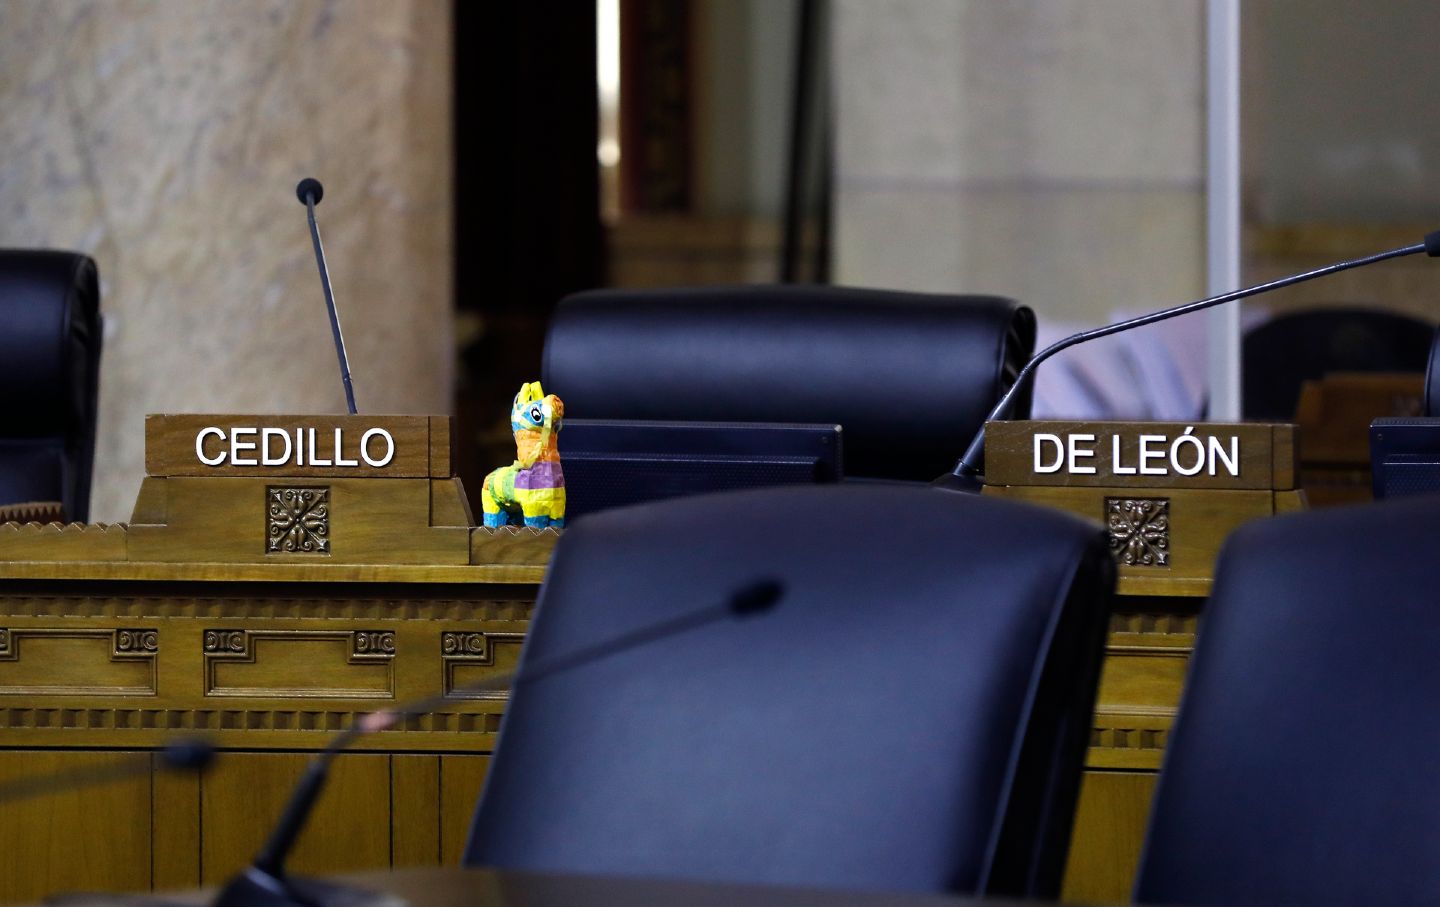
[0,597,534,621]
[1090,726,1170,751]
[1109,611,1197,637]
[0,705,501,734]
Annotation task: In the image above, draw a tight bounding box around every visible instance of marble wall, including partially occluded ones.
[0,0,453,521]
[832,0,1208,418]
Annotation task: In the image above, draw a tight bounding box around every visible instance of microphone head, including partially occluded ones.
[295,177,324,206]
[161,738,216,772]
[729,578,784,617]
[1426,229,1440,257]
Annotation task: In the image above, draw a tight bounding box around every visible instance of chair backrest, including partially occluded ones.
[541,285,1036,482]
[1424,325,1440,416]
[1242,307,1432,420]
[466,484,1113,897]
[0,250,102,521]
[1135,495,1440,906]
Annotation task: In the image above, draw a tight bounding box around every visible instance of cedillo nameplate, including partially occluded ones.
[144,414,452,479]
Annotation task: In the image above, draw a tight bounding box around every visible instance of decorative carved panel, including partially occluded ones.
[440,631,524,700]
[266,487,330,554]
[1105,497,1170,567]
[0,628,158,695]
[202,629,394,698]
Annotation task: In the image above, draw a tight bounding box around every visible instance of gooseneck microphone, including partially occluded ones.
[0,738,215,806]
[937,229,1440,492]
[296,178,358,415]
[214,578,784,907]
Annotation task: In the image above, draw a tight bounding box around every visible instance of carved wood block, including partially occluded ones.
[126,477,472,565]
[986,485,1275,594]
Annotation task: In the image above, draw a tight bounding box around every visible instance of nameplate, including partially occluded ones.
[983,421,1296,490]
[144,414,451,478]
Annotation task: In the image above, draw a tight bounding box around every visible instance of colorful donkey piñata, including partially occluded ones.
[481,381,565,529]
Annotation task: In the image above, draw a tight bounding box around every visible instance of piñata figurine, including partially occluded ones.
[481,381,566,529]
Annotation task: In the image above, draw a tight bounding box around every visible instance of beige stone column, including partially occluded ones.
[832,0,1206,417]
[0,0,453,521]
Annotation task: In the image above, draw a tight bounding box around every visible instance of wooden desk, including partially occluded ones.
[71,867,1027,907]
[0,416,554,905]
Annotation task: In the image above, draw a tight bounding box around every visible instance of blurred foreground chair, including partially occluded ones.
[1243,307,1432,420]
[1425,324,1440,415]
[0,250,102,521]
[542,285,1036,482]
[466,484,1113,897]
[1135,495,1440,906]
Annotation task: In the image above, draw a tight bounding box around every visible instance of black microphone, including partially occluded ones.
[935,229,1440,492]
[0,738,215,806]
[296,178,358,415]
[213,578,784,907]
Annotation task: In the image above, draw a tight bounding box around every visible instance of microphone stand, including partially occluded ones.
[935,232,1440,492]
[213,579,783,907]
[296,178,358,415]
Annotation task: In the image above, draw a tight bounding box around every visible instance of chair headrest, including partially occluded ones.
[0,250,100,438]
[542,285,1036,481]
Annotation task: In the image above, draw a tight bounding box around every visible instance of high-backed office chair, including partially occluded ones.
[0,250,102,521]
[1135,495,1440,906]
[541,285,1036,482]
[1424,325,1440,415]
[1242,307,1432,420]
[466,484,1114,897]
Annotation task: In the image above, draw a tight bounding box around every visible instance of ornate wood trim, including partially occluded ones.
[0,628,159,695]
[440,631,524,701]
[202,629,397,699]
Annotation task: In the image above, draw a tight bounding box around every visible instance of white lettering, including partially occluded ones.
[1139,434,1167,475]
[307,427,332,466]
[1112,434,1136,475]
[261,428,292,466]
[196,427,226,466]
[295,428,304,466]
[1208,435,1240,477]
[230,427,259,467]
[361,428,395,467]
[1170,426,1204,476]
[334,427,359,467]
[1033,434,1064,474]
[1067,433,1097,474]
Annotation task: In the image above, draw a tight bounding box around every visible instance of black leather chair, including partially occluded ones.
[0,250,102,521]
[1423,325,1440,416]
[1242,307,1433,420]
[466,484,1113,897]
[1135,495,1440,906]
[541,285,1036,482]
